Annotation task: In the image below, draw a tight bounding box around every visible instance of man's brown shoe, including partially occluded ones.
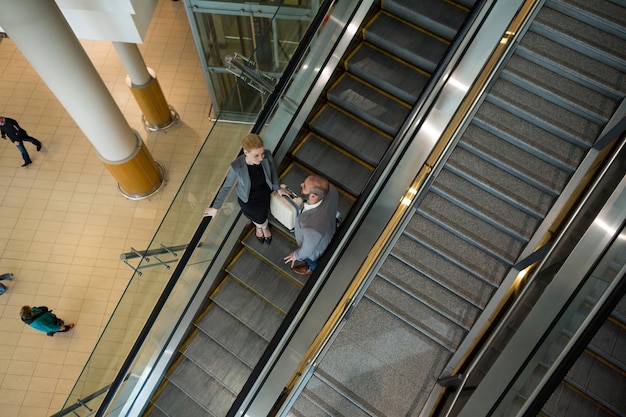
[293,265,313,276]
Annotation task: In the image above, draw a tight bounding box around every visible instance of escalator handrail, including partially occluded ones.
[94,1,338,416]
[227,1,491,415]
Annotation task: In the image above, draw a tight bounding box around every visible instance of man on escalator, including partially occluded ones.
[284,174,338,276]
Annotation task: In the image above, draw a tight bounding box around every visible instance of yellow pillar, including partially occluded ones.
[128,68,177,130]
[104,133,165,199]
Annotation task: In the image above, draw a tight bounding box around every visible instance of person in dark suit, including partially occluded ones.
[204,133,290,244]
[0,116,42,167]
[284,175,338,275]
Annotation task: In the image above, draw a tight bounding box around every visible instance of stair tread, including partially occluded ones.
[406,213,511,283]
[446,148,554,218]
[505,55,616,122]
[153,382,217,417]
[391,235,495,308]
[298,375,372,417]
[419,192,526,261]
[473,102,585,172]
[367,276,467,348]
[488,79,601,147]
[548,0,626,30]
[379,256,482,329]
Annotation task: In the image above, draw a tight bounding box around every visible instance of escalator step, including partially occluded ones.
[143,405,168,417]
[384,0,469,40]
[279,163,355,217]
[431,169,540,241]
[589,318,626,370]
[309,104,391,166]
[196,306,268,367]
[183,332,252,392]
[445,148,554,218]
[168,358,236,417]
[242,228,305,284]
[473,102,585,172]
[211,278,284,340]
[378,256,482,330]
[365,12,449,73]
[460,124,571,195]
[293,134,373,196]
[327,74,410,135]
[548,0,626,37]
[391,235,496,309]
[418,192,526,263]
[405,213,511,284]
[346,43,428,104]
[152,382,216,417]
[227,250,301,313]
[290,391,336,417]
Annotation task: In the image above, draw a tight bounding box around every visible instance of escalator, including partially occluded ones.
[285,0,626,416]
[143,1,478,416]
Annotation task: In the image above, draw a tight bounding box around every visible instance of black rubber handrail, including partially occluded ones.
[227,1,490,415]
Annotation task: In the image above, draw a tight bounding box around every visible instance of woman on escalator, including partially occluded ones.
[204,133,290,245]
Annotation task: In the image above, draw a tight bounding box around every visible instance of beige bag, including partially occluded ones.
[270,188,303,231]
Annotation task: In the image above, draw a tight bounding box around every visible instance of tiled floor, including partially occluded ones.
[0,2,242,416]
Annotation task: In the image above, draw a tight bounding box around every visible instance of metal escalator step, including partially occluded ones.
[432,169,540,241]
[517,32,626,96]
[144,405,168,417]
[290,391,336,417]
[310,104,391,166]
[367,276,467,349]
[504,55,615,123]
[418,192,526,263]
[534,7,626,69]
[227,250,301,313]
[384,0,469,40]
[589,319,626,370]
[460,125,571,196]
[293,134,373,196]
[486,79,600,148]
[180,337,251,394]
[473,102,584,173]
[315,298,444,416]
[297,374,371,417]
[327,74,410,135]
[196,306,268,367]
[445,148,554,219]
[405,213,511,285]
[242,228,305,283]
[152,382,216,417]
[211,278,284,340]
[184,332,252,385]
[279,163,355,217]
[365,12,449,73]
[346,43,428,104]
[168,358,237,417]
[378,256,481,330]
[391,235,496,309]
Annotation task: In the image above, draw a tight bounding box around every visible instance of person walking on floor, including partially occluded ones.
[0,116,42,167]
[284,174,339,276]
[20,305,74,337]
[204,133,291,244]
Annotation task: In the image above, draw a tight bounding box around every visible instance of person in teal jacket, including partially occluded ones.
[20,305,74,336]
